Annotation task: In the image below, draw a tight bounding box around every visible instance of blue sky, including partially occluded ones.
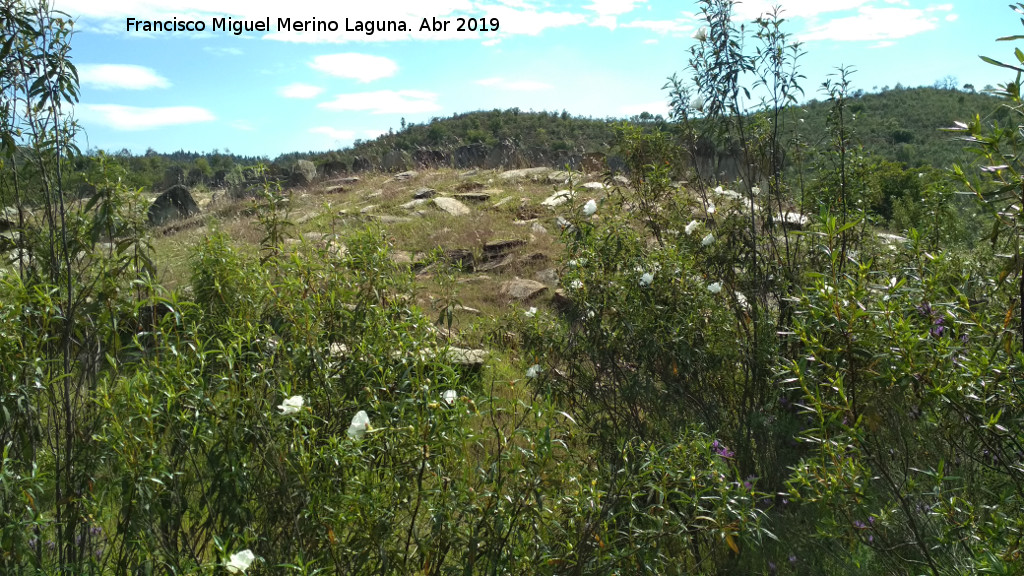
[57,0,1013,158]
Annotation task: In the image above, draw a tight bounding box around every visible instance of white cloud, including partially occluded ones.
[318,90,441,114]
[309,53,398,82]
[621,19,693,35]
[945,13,958,22]
[585,0,645,28]
[643,38,658,44]
[482,38,501,46]
[732,0,870,20]
[310,126,356,141]
[800,7,940,42]
[279,83,324,98]
[77,64,170,90]
[203,46,243,56]
[80,104,214,130]
[231,120,255,131]
[476,77,551,91]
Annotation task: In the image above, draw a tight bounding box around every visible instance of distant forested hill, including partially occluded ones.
[76,86,1005,194]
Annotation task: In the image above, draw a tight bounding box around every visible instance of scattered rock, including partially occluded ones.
[456,180,485,191]
[413,188,437,199]
[393,170,418,181]
[613,175,630,187]
[548,170,571,184]
[372,214,412,224]
[446,347,488,368]
[443,248,475,271]
[499,167,551,180]
[531,221,549,236]
[534,267,559,286]
[500,278,548,301]
[324,185,348,195]
[333,176,360,184]
[551,288,574,310]
[581,182,606,190]
[778,211,808,229]
[148,185,200,226]
[433,197,471,216]
[391,250,413,264]
[541,190,573,208]
[401,198,430,210]
[359,205,377,214]
[492,196,516,209]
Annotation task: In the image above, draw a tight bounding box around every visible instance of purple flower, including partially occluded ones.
[28,538,37,550]
[712,440,735,459]
[789,553,798,565]
[853,520,866,529]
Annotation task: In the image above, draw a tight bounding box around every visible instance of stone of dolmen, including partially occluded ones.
[148,185,200,226]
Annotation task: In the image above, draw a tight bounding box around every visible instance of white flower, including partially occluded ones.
[714,185,724,194]
[692,26,708,42]
[526,364,541,379]
[582,199,597,217]
[685,219,700,235]
[524,306,537,317]
[226,550,256,574]
[690,95,705,112]
[277,395,304,415]
[347,410,371,440]
[708,282,722,294]
[639,272,654,287]
[570,279,584,290]
[751,186,761,196]
[707,202,716,215]
[442,389,458,406]
[702,233,715,247]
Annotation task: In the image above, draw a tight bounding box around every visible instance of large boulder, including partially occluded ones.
[292,159,317,186]
[148,185,200,226]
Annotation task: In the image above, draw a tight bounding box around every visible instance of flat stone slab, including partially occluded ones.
[582,182,606,190]
[413,188,437,199]
[433,197,471,216]
[500,278,548,301]
[393,170,418,181]
[324,185,348,194]
[454,192,492,202]
[372,214,412,224]
[476,255,513,272]
[483,238,527,259]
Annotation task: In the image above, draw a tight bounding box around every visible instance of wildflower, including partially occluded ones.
[277,395,304,415]
[685,219,700,235]
[526,364,541,379]
[524,306,537,317]
[707,202,716,214]
[226,549,256,574]
[582,199,597,217]
[639,272,654,286]
[690,94,705,112]
[711,439,734,459]
[442,389,458,406]
[751,186,761,196]
[347,410,371,440]
[708,282,722,294]
[714,185,724,194]
[570,279,583,290]
[702,233,715,247]
[692,26,707,42]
